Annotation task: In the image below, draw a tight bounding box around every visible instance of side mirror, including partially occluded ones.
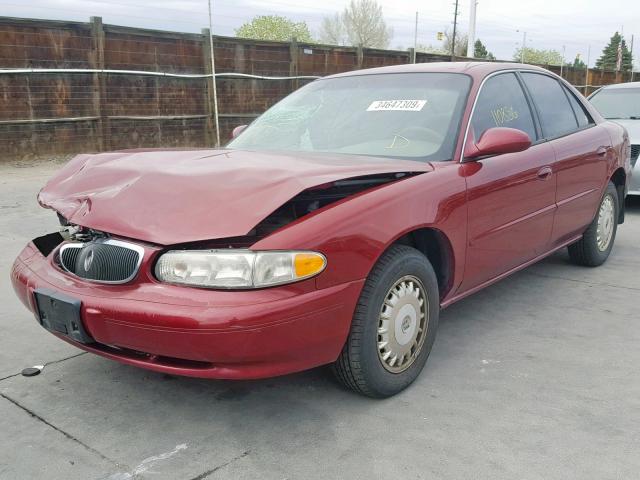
[231,125,248,139]
[464,127,532,160]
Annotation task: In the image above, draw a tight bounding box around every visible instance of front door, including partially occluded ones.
[460,72,557,291]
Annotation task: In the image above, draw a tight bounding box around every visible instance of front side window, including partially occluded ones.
[228,73,471,162]
[589,87,640,119]
[470,72,537,142]
[521,73,578,138]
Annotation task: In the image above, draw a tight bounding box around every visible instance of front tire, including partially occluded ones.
[568,181,619,267]
[332,245,439,398]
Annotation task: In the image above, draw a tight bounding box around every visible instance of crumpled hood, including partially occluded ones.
[38,149,431,245]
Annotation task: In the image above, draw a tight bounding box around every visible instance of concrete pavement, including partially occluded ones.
[1,161,639,479]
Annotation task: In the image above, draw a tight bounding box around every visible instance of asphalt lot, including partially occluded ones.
[1,160,639,480]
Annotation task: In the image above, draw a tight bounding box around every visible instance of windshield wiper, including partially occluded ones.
[605,116,640,120]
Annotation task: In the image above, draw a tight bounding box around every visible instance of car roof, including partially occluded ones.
[323,61,553,81]
[599,81,640,90]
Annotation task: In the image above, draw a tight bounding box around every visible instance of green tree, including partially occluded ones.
[513,47,563,65]
[573,55,586,69]
[474,39,495,60]
[236,15,313,42]
[595,32,633,71]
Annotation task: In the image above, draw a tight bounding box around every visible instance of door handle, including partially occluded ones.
[596,146,608,156]
[537,166,553,180]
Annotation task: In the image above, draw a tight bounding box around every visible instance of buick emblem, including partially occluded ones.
[83,249,94,272]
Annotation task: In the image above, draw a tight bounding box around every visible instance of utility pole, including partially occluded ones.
[560,45,566,77]
[467,1,477,58]
[585,45,591,95]
[519,30,527,63]
[207,0,221,147]
[413,11,418,63]
[631,35,635,81]
[451,0,459,59]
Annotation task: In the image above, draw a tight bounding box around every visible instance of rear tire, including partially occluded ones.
[568,181,618,267]
[332,245,439,398]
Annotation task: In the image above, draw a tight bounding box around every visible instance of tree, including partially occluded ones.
[474,39,495,60]
[595,32,633,71]
[513,47,563,65]
[573,55,586,69]
[319,13,348,46]
[442,29,467,56]
[319,0,392,48]
[416,44,446,55]
[236,15,313,42]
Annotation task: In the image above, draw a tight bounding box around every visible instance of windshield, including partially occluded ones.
[589,87,640,119]
[228,72,471,161]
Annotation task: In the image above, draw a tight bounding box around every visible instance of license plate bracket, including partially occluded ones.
[33,288,94,344]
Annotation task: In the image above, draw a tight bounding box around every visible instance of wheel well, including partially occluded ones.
[610,167,626,224]
[393,228,454,299]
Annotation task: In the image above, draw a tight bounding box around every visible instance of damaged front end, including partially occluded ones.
[31,149,432,288]
[37,171,421,287]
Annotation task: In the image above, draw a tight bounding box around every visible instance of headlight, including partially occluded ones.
[155,250,326,289]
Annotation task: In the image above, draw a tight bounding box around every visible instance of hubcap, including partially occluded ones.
[596,194,615,252]
[377,275,428,373]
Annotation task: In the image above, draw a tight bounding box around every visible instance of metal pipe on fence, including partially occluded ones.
[207,0,220,147]
[0,113,261,126]
[0,68,321,80]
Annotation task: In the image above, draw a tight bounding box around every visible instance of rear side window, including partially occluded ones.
[563,86,593,128]
[521,73,578,138]
[471,72,537,142]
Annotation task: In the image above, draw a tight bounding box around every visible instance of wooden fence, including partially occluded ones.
[0,15,636,161]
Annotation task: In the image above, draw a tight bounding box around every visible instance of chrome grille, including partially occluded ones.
[59,239,144,284]
[631,144,639,167]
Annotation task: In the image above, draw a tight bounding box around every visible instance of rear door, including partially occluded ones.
[520,72,611,246]
[460,72,557,291]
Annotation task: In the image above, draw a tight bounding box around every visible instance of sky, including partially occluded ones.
[1,0,638,68]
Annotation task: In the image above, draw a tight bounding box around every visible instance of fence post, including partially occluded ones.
[201,28,216,147]
[584,68,590,96]
[90,16,109,151]
[289,37,299,90]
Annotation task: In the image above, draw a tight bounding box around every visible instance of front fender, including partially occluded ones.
[253,163,468,301]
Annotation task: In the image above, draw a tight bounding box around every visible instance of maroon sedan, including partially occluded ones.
[11,62,631,397]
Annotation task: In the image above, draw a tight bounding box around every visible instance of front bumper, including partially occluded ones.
[11,242,363,379]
